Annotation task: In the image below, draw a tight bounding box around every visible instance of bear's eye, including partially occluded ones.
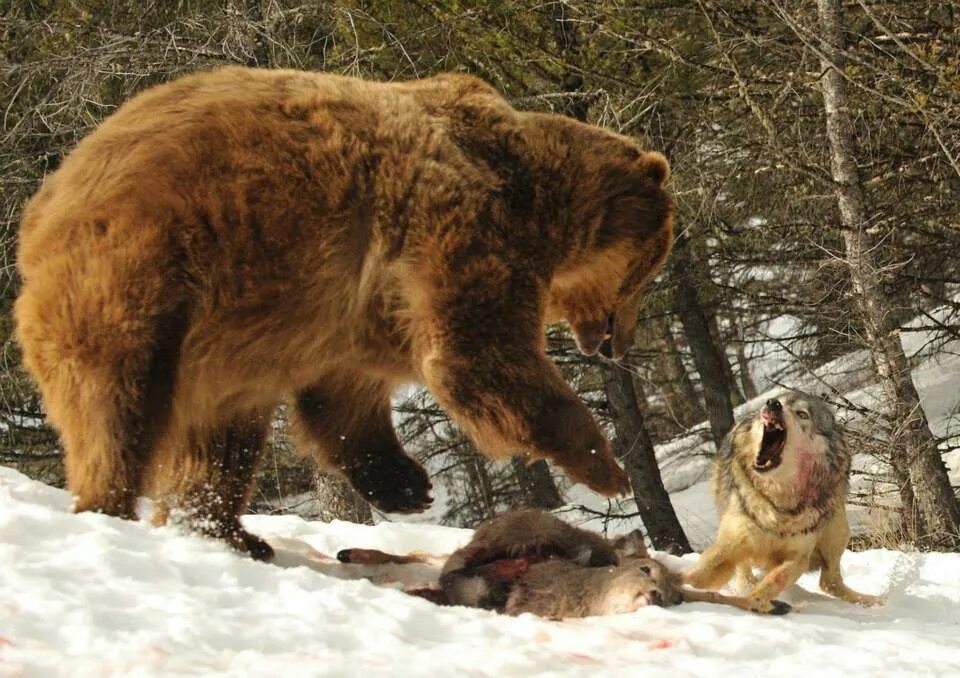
[638,564,651,575]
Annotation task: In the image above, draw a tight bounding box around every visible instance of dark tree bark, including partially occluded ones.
[464,455,497,523]
[727,314,759,401]
[708,315,745,406]
[670,233,736,448]
[648,317,707,430]
[602,361,692,553]
[550,3,592,122]
[817,0,960,548]
[314,472,374,524]
[511,458,563,510]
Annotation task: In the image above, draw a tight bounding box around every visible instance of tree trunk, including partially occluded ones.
[708,314,745,406]
[545,13,688,550]
[671,234,736,448]
[313,472,374,525]
[817,0,960,548]
[650,317,707,429]
[728,314,759,401]
[602,361,692,553]
[464,454,497,523]
[511,458,563,509]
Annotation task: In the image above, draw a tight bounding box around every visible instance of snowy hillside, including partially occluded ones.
[2,465,959,677]
[660,308,960,495]
[555,308,960,552]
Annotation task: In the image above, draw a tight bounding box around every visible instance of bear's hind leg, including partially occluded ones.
[16,285,184,520]
[153,410,274,560]
[291,375,432,514]
[59,392,150,519]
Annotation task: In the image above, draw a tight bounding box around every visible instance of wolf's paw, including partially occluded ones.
[768,599,792,615]
[746,595,792,615]
[852,593,885,607]
[349,453,433,514]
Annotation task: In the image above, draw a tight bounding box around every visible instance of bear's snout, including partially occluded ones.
[571,317,611,357]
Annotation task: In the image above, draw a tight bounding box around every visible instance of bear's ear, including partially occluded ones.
[636,151,670,186]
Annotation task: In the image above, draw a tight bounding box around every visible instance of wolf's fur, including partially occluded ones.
[15,67,675,558]
[684,392,882,612]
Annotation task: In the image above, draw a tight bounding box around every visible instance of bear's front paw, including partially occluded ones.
[567,448,631,497]
[349,453,434,514]
[534,409,631,497]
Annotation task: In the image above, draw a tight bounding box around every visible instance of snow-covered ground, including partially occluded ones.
[3,302,958,676]
[2,464,960,677]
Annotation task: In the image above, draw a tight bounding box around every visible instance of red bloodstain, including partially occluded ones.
[649,638,674,650]
[490,557,530,580]
[567,653,599,664]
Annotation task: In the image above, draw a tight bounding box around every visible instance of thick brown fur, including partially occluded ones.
[684,392,883,613]
[15,67,674,559]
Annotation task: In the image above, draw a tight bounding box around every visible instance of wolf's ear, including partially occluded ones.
[611,529,648,561]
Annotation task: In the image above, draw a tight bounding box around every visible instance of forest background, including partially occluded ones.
[1,0,957,550]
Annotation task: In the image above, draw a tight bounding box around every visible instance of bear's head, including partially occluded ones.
[544,138,674,361]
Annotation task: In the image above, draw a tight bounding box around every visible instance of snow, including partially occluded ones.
[2,465,960,677]
[3,300,959,676]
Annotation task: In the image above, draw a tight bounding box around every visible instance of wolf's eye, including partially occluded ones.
[796,411,809,420]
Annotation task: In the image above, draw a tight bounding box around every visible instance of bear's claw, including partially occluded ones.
[348,453,434,514]
[563,453,632,497]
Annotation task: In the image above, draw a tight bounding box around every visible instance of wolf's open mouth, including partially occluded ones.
[755,409,786,472]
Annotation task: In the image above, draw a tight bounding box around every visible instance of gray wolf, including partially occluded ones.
[684,392,883,612]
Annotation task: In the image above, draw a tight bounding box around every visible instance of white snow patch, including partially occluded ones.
[3,465,960,677]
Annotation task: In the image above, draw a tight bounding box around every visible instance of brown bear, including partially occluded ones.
[15,67,674,560]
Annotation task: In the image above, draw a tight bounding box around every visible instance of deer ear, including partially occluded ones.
[610,529,649,561]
